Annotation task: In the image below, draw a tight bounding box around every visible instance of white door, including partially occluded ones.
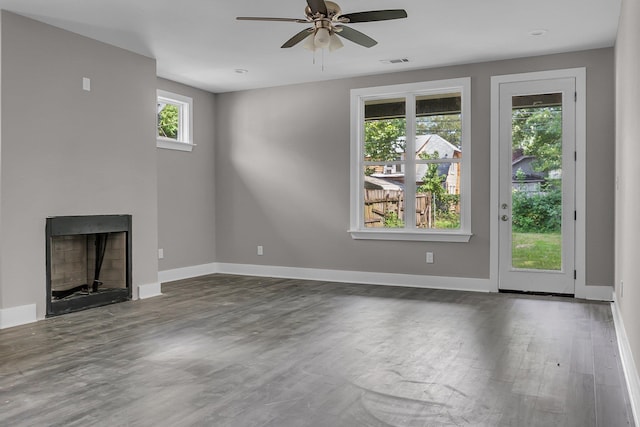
[498,78,576,294]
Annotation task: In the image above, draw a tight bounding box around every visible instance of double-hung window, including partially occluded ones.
[157,90,194,152]
[349,78,471,242]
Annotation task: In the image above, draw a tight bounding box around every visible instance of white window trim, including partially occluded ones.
[349,78,472,242]
[157,89,195,152]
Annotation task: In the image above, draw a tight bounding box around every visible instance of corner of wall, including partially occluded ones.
[156,78,216,274]
[0,8,3,312]
[0,304,37,329]
[137,282,162,300]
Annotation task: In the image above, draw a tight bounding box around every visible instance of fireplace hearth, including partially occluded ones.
[46,215,132,317]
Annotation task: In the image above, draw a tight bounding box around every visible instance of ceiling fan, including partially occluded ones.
[237,0,408,52]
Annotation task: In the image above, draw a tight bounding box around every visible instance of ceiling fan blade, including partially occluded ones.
[282,28,314,48]
[306,0,328,16]
[340,9,408,23]
[335,26,377,48]
[237,17,308,23]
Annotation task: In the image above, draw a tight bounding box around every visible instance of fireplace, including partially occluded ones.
[46,215,132,317]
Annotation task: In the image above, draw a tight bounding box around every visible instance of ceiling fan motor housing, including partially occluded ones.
[306,1,342,20]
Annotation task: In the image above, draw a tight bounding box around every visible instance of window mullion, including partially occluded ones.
[183,103,189,142]
[405,94,417,230]
[355,97,366,230]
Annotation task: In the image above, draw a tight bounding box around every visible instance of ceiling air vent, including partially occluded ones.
[380,58,410,64]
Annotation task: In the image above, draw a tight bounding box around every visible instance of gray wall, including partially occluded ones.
[615,0,640,381]
[216,48,614,286]
[0,14,3,311]
[157,78,216,271]
[0,12,158,318]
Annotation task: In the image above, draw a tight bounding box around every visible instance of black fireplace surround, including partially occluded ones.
[46,215,132,317]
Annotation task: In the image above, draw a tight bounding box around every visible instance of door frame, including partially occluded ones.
[490,68,588,298]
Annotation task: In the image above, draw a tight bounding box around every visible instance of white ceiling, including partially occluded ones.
[0,0,621,93]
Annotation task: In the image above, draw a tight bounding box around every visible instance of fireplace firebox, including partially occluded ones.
[46,215,132,317]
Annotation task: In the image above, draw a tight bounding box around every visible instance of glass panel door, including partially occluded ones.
[498,78,575,294]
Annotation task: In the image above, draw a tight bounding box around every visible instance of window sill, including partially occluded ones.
[157,139,195,152]
[348,229,472,242]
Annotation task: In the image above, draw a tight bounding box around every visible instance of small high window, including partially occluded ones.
[157,90,194,152]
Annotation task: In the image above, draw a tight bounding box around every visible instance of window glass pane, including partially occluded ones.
[416,93,462,156]
[415,135,461,160]
[363,167,405,228]
[364,98,406,162]
[416,164,460,229]
[364,162,404,176]
[511,93,563,270]
[157,102,180,140]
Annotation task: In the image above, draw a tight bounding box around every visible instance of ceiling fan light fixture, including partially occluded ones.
[329,33,344,51]
[529,29,548,36]
[303,30,343,53]
[302,34,317,51]
[314,27,331,49]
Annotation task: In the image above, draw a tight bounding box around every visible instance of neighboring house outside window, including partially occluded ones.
[511,149,561,195]
[415,134,461,196]
[350,78,471,242]
[157,90,194,152]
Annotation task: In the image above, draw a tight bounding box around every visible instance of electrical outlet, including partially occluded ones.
[257,245,264,256]
[426,252,434,264]
[158,248,164,259]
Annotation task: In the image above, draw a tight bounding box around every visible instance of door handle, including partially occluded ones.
[501,215,509,221]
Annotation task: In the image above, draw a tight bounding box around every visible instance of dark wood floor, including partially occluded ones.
[0,274,635,426]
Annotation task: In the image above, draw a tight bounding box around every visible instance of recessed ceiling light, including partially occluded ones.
[529,29,548,36]
[234,69,249,74]
[380,58,410,64]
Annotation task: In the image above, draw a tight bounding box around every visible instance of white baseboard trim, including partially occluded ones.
[158,263,217,283]
[138,282,162,300]
[612,300,640,427]
[159,263,614,303]
[216,263,494,293]
[0,304,37,329]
